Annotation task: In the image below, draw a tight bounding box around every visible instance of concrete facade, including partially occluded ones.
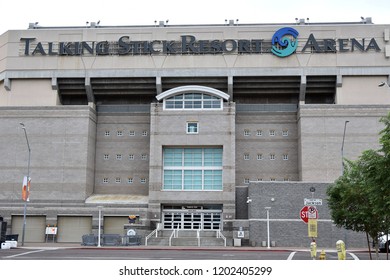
[0,21,389,247]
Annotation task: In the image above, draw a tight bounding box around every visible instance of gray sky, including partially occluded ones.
[1,0,388,35]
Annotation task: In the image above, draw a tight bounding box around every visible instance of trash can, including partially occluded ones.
[6,234,19,241]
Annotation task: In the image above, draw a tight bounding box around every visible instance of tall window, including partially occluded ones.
[164,93,222,110]
[163,147,223,191]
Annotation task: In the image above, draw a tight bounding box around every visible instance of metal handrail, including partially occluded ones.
[217,229,227,247]
[145,228,158,246]
[169,230,175,246]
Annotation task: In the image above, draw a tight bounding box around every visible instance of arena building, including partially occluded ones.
[0,18,389,247]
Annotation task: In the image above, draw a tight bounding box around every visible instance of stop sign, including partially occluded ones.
[300,206,318,224]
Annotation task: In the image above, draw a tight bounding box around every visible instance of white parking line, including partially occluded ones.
[287,251,296,260]
[4,249,46,259]
[348,252,359,260]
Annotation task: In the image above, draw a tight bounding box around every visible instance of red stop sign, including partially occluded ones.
[300,206,318,224]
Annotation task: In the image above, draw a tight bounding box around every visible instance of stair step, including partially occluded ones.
[146,230,227,247]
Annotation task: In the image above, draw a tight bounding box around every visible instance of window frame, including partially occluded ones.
[163,93,223,111]
[186,122,199,134]
[163,147,223,191]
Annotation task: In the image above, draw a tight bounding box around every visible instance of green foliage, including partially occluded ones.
[327,112,390,242]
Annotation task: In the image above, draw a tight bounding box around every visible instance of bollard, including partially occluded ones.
[336,240,346,260]
[310,240,317,260]
[319,250,326,260]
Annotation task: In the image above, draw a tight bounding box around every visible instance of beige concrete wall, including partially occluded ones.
[0,106,96,202]
[0,79,59,106]
[298,104,389,181]
[336,76,390,104]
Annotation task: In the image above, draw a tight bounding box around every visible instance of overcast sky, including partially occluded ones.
[1,0,388,35]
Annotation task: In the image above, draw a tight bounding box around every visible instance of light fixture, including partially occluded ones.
[378,81,389,87]
[19,122,31,246]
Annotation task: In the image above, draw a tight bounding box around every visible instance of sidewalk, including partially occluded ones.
[15,242,369,253]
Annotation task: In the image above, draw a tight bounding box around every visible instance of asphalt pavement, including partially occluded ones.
[1,242,385,260]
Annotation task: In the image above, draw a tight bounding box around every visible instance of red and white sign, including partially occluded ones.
[300,206,318,224]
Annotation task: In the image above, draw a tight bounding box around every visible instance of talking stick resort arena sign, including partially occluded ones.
[20,27,381,57]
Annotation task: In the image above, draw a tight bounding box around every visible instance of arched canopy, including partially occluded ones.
[156,85,230,101]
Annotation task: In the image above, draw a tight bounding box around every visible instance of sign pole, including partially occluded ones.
[97,206,103,247]
[265,207,271,249]
[20,123,31,247]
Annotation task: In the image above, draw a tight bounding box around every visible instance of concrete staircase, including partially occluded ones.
[146,230,226,247]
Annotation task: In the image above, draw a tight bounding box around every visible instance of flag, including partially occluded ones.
[22,176,31,201]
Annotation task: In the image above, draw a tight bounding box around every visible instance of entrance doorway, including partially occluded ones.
[162,205,222,230]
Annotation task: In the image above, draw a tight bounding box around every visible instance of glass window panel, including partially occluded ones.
[184,170,202,190]
[212,100,221,108]
[164,93,222,110]
[184,101,193,108]
[204,170,222,190]
[203,101,212,108]
[187,123,198,133]
[184,148,202,166]
[163,147,222,191]
[164,148,183,166]
[174,101,183,108]
[184,93,193,99]
[193,101,202,108]
[173,94,183,100]
[165,101,174,108]
[163,170,183,190]
[204,148,223,166]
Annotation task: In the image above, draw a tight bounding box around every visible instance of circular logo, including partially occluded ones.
[271,27,299,57]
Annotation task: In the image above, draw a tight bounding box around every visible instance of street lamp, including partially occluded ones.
[19,123,31,246]
[378,81,390,87]
[97,206,103,247]
[265,207,271,249]
[341,120,349,175]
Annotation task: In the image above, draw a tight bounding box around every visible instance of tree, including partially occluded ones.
[327,112,390,259]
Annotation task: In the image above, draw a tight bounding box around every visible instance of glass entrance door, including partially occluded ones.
[162,210,222,230]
